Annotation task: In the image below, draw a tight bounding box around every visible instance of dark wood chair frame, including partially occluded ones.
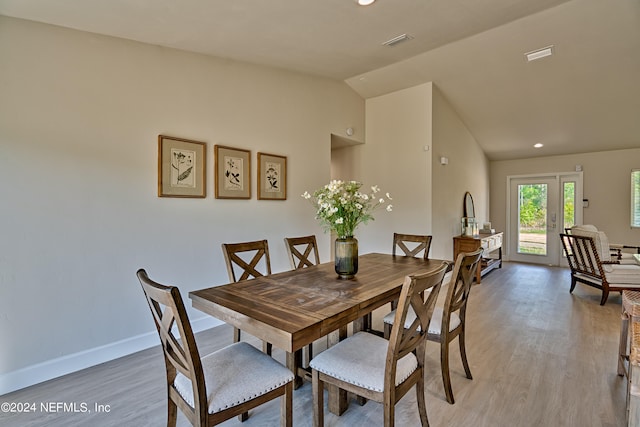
[284,235,321,369]
[428,249,483,404]
[137,269,293,427]
[384,248,483,404]
[284,235,320,269]
[392,233,433,260]
[385,233,433,315]
[221,240,273,356]
[560,232,635,305]
[312,262,449,427]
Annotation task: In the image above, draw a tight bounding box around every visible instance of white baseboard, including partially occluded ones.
[0,316,222,396]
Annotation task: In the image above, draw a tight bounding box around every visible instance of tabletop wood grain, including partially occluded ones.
[190,253,449,353]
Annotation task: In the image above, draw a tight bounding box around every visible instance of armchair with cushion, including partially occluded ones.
[560,230,640,305]
[570,225,639,264]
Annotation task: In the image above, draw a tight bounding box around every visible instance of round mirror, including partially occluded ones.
[463,192,475,218]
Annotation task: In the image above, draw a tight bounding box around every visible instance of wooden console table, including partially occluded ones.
[453,232,503,283]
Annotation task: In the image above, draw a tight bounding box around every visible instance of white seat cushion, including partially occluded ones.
[174,341,294,414]
[309,331,417,393]
[571,226,612,264]
[607,264,640,285]
[382,306,461,335]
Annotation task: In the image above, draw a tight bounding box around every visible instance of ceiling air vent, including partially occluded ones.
[525,45,554,62]
[382,34,414,47]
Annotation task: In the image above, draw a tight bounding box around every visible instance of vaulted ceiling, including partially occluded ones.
[1,0,638,160]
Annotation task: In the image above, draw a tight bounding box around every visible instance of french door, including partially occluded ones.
[507,173,582,266]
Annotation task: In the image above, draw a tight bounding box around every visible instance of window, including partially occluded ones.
[633,170,640,228]
[563,181,575,231]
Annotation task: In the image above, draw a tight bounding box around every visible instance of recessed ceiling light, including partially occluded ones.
[357,0,376,5]
[534,143,544,148]
[525,45,554,62]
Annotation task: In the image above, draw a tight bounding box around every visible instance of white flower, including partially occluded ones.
[386,205,393,212]
[302,181,392,237]
[386,192,392,200]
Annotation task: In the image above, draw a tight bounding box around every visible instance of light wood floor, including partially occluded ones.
[1,262,627,426]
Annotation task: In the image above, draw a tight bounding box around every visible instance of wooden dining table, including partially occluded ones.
[189,252,450,415]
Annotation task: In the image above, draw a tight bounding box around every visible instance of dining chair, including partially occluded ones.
[284,235,321,367]
[284,235,320,269]
[136,269,293,427]
[310,262,449,427]
[393,233,433,260]
[221,239,273,357]
[383,248,483,404]
[387,233,434,313]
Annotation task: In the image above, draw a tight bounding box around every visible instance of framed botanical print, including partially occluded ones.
[257,152,286,200]
[158,135,206,198]
[214,145,251,199]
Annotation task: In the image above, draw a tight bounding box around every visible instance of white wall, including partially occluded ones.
[0,16,364,393]
[330,82,489,261]
[491,148,640,247]
[332,83,434,254]
[432,86,490,260]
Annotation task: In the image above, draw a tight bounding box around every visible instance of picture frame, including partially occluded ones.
[158,135,206,198]
[257,152,287,200]
[215,145,251,199]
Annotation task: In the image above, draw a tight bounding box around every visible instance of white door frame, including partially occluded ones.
[505,172,583,266]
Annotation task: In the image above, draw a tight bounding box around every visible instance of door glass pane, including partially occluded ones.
[563,181,575,231]
[518,184,547,255]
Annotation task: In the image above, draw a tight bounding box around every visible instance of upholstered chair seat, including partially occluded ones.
[383,306,462,336]
[174,341,294,415]
[309,332,418,393]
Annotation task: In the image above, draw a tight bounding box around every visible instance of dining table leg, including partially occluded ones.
[286,349,305,389]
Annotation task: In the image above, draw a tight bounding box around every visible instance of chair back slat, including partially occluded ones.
[386,262,449,377]
[443,249,483,327]
[392,233,432,260]
[560,233,605,279]
[222,240,272,282]
[284,235,320,269]
[137,269,207,421]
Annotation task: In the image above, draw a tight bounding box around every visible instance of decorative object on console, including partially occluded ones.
[481,222,495,234]
[461,191,477,236]
[461,217,478,236]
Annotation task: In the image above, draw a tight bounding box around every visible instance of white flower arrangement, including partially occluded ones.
[302,180,392,238]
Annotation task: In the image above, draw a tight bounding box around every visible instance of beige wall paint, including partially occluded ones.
[331,83,489,261]
[351,83,434,254]
[432,86,490,260]
[491,148,640,250]
[0,16,364,391]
